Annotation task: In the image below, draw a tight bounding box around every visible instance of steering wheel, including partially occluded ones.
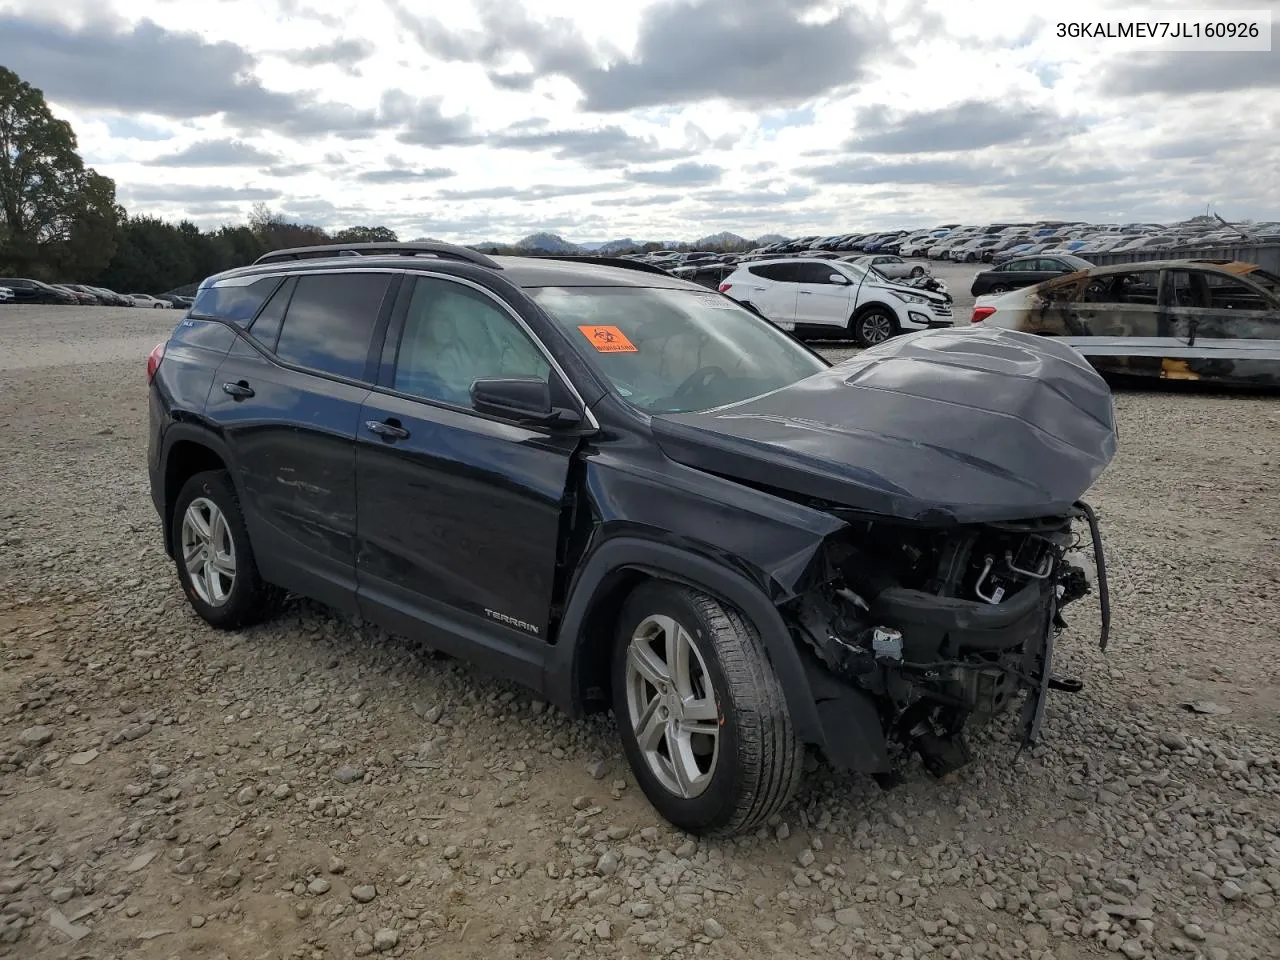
[672,365,730,401]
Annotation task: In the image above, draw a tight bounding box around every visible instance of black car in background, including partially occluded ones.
[147,241,1113,836]
[52,284,99,305]
[65,283,132,307]
[970,254,1093,297]
[671,262,735,289]
[0,277,78,304]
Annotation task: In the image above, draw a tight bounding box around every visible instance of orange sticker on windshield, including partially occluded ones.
[578,325,637,353]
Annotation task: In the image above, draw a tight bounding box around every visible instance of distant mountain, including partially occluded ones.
[595,238,639,254]
[515,232,580,253]
[756,234,790,244]
[696,231,749,249]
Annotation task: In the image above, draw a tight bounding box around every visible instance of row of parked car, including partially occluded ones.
[624,219,1279,276]
[0,276,193,309]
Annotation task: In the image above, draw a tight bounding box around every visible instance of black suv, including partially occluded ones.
[148,242,1116,835]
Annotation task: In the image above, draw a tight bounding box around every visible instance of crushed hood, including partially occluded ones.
[652,327,1118,524]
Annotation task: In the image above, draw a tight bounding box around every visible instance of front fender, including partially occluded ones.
[544,535,827,748]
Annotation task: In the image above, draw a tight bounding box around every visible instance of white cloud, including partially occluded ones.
[0,0,1274,241]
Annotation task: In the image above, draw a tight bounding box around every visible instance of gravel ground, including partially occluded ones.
[2,301,1278,960]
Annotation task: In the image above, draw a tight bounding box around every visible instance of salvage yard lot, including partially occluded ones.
[1,297,1278,960]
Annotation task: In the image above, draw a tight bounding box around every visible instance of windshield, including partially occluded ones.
[531,286,828,414]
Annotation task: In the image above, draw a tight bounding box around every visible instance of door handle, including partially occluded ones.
[222,380,254,399]
[365,419,410,441]
[798,290,813,295]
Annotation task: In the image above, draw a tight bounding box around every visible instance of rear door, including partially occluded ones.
[354,274,581,667]
[1057,268,1165,377]
[1162,268,1280,383]
[742,263,800,328]
[206,270,396,611]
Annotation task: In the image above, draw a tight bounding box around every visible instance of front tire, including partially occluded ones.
[611,583,803,836]
[910,266,924,278]
[850,307,899,347]
[989,284,1009,294]
[171,470,279,629]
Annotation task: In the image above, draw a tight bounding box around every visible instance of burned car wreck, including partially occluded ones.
[642,327,1116,786]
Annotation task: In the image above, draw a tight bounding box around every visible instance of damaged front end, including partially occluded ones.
[791,502,1110,783]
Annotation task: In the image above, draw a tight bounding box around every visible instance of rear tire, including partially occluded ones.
[611,582,803,836]
[850,307,900,347]
[910,266,924,278]
[171,470,280,629]
[989,284,1009,295]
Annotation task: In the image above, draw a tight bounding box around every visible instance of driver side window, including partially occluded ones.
[394,278,550,408]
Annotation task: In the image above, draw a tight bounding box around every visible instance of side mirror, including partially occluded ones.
[471,377,581,428]
[828,273,849,285]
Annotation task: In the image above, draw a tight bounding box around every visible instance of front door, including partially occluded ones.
[792,261,854,332]
[355,275,580,660]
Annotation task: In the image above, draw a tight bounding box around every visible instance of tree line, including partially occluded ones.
[1,67,402,295]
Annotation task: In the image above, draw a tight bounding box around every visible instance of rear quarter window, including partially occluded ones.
[190,277,282,326]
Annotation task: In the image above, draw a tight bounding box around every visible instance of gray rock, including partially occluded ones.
[217,866,242,889]
[308,878,331,895]
[18,726,54,747]
[1120,939,1146,959]
[236,785,257,805]
[1220,879,1244,901]
[797,849,815,868]
[704,918,726,939]
[595,920,612,940]
[373,928,399,951]
[834,907,862,928]
[586,759,609,780]
[629,902,653,918]
[596,851,619,876]
[48,887,74,904]
[1159,731,1189,750]
[328,857,346,874]
[351,884,377,903]
[332,765,363,785]
[190,915,206,928]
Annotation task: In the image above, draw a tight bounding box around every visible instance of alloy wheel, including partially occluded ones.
[859,312,894,345]
[181,497,237,607]
[623,614,720,799]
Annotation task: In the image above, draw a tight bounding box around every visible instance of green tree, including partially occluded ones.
[0,67,120,277]
[333,225,398,243]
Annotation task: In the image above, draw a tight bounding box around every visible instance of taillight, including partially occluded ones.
[718,282,732,294]
[147,341,166,383]
[971,306,996,324]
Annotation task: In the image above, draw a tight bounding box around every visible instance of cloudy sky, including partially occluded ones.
[1,0,1277,242]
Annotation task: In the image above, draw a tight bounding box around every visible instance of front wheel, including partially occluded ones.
[171,470,280,629]
[989,284,1009,295]
[910,266,924,278]
[851,308,899,347]
[611,583,803,836]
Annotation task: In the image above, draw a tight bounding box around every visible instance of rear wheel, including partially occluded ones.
[910,266,924,278]
[851,307,899,347]
[989,284,1009,295]
[611,582,803,836]
[172,470,280,629]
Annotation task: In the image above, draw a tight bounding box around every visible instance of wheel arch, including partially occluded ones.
[544,537,825,748]
[159,426,237,558]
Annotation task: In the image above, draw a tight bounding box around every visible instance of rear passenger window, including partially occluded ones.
[247,277,295,350]
[748,263,800,282]
[190,277,281,326]
[274,273,390,380]
[1203,274,1269,311]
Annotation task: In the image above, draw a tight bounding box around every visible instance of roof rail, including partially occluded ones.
[254,241,501,270]
[535,255,674,277]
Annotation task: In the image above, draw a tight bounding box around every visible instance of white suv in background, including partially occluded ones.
[719,257,954,346]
